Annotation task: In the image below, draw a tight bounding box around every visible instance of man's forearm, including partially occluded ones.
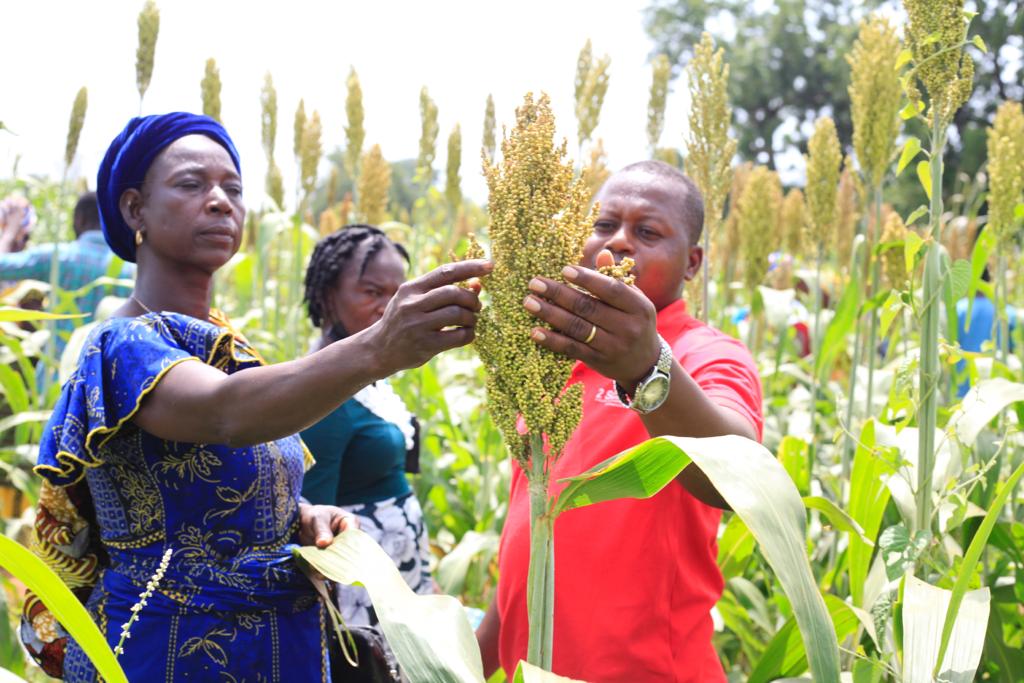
[638,362,758,508]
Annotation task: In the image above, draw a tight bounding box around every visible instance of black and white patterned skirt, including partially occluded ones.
[337,491,434,625]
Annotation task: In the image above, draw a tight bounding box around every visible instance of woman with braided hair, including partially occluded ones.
[301,225,434,628]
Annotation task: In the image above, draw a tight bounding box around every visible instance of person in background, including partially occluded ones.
[301,225,433,628]
[0,192,136,349]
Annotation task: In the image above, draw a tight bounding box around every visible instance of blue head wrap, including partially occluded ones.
[96,112,241,262]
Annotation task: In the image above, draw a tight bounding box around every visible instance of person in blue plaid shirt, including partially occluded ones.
[0,192,136,350]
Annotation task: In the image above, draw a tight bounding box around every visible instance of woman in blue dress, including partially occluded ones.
[300,226,432,626]
[19,113,490,682]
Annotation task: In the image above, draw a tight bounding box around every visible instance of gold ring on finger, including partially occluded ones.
[583,324,597,345]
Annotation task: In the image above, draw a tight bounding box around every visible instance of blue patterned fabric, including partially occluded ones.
[96,112,241,262]
[35,312,328,682]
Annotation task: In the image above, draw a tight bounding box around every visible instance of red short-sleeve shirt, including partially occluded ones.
[497,299,763,682]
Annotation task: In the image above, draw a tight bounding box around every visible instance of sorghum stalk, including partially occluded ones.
[482,94,497,163]
[805,117,841,473]
[475,94,597,668]
[864,188,885,417]
[646,54,671,156]
[902,0,974,534]
[445,124,463,220]
[736,166,780,352]
[685,33,736,323]
[344,68,366,188]
[573,40,611,159]
[357,144,390,225]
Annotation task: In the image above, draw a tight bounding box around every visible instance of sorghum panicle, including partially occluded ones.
[135,0,160,103]
[300,111,323,202]
[201,58,222,122]
[848,15,903,189]
[647,54,671,155]
[446,124,463,214]
[986,101,1024,246]
[781,188,807,259]
[260,72,278,162]
[805,117,842,249]
[64,87,88,170]
[358,144,391,225]
[345,68,366,181]
[880,211,910,289]
[737,166,782,292]
[417,87,440,185]
[902,0,974,127]
[293,99,306,164]
[482,94,497,163]
[477,93,597,465]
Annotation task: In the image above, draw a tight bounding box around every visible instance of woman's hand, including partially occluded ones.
[368,258,492,375]
[298,502,359,548]
[523,251,661,392]
[0,196,34,252]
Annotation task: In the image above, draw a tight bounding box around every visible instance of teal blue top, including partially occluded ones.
[300,397,410,506]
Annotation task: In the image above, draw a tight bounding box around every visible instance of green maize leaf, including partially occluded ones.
[778,436,809,496]
[917,160,932,200]
[948,378,1024,445]
[0,535,128,683]
[295,528,484,683]
[852,658,887,683]
[717,514,755,580]
[902,574,989,683]
[0,307,84,322]
[748,594,857,683]
[0,364,29,413]
[513,660,584,682]
[848,421,894,607]
[436,530,499,596]
[814,273,858,384]
[897,137,922,175]
[802,496,871,545]
[560,435,840,683]
[934,459,1024,676]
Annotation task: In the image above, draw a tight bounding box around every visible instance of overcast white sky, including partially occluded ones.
[1,0,693,208]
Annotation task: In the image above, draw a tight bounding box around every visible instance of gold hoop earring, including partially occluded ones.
[135,229,144,247]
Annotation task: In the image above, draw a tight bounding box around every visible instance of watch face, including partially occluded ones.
[635,375,670,411]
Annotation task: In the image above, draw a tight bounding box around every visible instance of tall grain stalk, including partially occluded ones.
[847,15,903,446]
[473,94,596,668]
[901,0,974,534]
[344,67,366,201]
[685,33,735,323]
[805,117,841,471]
[985,102,1024,366]
[573,40,611,163]
[735,166,780,352]
[135,0,159,113]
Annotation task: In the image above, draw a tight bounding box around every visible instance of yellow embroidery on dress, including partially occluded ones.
[177,625,237,667]
[153,445,223,484]
[203,478,260,524]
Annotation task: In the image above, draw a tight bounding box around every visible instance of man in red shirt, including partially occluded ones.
[476,161,763,681]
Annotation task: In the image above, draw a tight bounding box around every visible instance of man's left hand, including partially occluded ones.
[523,255,661,392]
[298,502,359,548]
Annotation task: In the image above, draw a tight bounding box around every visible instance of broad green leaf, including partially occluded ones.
[0,307,85,322]
[902,574,989,683]
[717,514,755,580]
[934,460,1024,676]
[802,496,871,545]
[949,379,1024,445]
[879,290,903,338]
[897,137,922,175]
[436,530,499,596]
[905,205,928,226]
[748,594,858,683]
[554,438,691,515]
[0,535,127,683]
[895,49,913,71]
[852,657,886,683]
[593,436,840,683]
[948,259,971,302]
[879,525,930,581]
[513,661,584,682]
[849,421,894,608]
[917,160,932,200]
[971,35,988,53]
[965,228,996,330]
[814,274,858,383]
[904,231,924,272]
[778,436,809,495]
[295,529,484,683]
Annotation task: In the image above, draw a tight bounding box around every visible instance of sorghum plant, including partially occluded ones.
[135,0,159,110]
[358,144,391,226]
[344,67,366,184]
[200,58,221,122]
[646,54,671,156]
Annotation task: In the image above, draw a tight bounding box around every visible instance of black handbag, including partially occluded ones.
[329,622,404,683]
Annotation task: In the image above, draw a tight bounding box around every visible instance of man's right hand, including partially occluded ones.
[368,258,492,374]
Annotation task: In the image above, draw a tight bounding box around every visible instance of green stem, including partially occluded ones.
[701,218,710,323]
[809,246,824,479]
[842,237,865,478]
[916,115,946,536]
[997,251,1009,367]
[864,186,883,416]
[525,434,554,670]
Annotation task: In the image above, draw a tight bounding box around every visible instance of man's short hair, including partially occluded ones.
[73,192,100,236]
[617,160,705,243]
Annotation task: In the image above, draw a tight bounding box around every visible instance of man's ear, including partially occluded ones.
[683,244,703,281]
[118,189,144,232]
